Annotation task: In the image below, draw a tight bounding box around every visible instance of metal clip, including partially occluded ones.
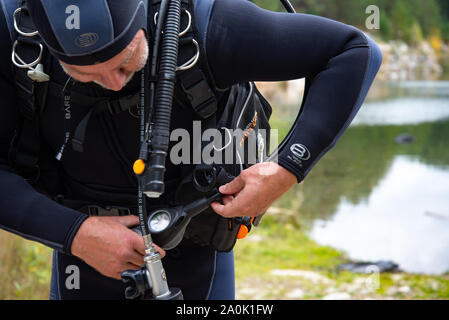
[11,40,43,69]
[176,39,200,71]
[154,10,192,38]
[11,40,50,82]
[11,7,50,82]
[13,8,39,37]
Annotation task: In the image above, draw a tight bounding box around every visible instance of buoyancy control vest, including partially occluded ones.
[2,0,273,252]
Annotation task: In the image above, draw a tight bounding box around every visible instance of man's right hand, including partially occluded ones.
[70,215,166,280]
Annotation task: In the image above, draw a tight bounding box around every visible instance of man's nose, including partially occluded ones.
[100,69,129,91]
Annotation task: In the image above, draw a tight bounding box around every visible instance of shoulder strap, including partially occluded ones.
[150,0,218,119]
[179,0,219,119]
[0,0,17,41]
[8,0,51,183]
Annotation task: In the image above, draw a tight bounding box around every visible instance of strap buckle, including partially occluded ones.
[180,77,217,118]
[87,205,132,217]
[107,93,140,115]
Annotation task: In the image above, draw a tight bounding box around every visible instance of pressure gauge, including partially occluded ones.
[149,210,171,233]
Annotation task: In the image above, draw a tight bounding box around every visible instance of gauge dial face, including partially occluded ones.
[149,211,171,232]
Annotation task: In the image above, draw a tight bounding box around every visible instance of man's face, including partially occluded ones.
[60,30,148,91]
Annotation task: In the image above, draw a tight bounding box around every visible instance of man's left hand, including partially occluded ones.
[211,162,297,218]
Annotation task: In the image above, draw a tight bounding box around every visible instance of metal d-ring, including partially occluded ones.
[176,39,200,71]
[178,10,192,38]
[213,127,233,152]
[14,8,39,37]
[154,10,192,38]
[11,40,43,69]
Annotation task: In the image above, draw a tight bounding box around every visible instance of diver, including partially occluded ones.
[0,0,382,299]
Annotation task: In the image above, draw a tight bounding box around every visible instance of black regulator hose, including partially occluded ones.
[280,0,296,13]
[143,0,182,198]
[141,0,293,200]
[136,0,170,237]
[145,0,170,126]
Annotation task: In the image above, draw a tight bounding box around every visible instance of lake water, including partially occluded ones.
[352,81,449,126]
[272,80,449,275]
[310,80,449,275]
[310,155,449,275]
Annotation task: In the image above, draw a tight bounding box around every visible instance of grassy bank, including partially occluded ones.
[0,231,51,300]
[1,218,448,300]
[234,214,449,300]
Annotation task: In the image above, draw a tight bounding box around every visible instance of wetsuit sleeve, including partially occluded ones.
[0,8,88,254]
[202,0,382,182]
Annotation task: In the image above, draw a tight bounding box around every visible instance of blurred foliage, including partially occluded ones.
[0,231,51,299]
[252,0,449,43]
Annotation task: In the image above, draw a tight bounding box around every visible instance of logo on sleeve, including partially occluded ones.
[288,144,311,167]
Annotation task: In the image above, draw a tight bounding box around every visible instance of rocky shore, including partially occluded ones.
[234,214,449,300]
[376,39,446,81]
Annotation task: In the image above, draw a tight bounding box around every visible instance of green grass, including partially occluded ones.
[1,217,448,300]
[237,219,345,273]
[233,214,449,300]
[0,231,52,300]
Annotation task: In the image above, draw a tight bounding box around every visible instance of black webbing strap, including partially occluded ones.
[177,66,217,118]
[177,0,218,119]
[14,0,43,118]
[10,0,50,183]
[151,0,218,119]
[82,205,132,217]
[72,90,141,116]
[47,81,140,116]
[46,81,141,153]
[13,111,41,182]
[70,90,141,152]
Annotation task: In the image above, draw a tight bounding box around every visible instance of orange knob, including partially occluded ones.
[237,225,249,239]
[133,159,146,175]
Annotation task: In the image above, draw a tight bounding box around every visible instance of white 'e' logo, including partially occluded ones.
[65,5,80,30]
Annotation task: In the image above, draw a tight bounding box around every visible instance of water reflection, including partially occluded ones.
[352,97,449,126]
[271,80,449,275]
[395,81,449,97]
[310,156,449,275]
[353,81,449,126]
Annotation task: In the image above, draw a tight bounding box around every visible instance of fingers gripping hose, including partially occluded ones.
[144,0,182,198]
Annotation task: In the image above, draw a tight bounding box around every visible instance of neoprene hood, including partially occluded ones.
[27,0,148,66]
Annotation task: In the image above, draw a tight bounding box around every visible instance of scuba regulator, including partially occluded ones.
[121,0,296,300]
[121,0,184,300]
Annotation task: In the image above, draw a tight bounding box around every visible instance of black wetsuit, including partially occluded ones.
[0,0,382,299]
